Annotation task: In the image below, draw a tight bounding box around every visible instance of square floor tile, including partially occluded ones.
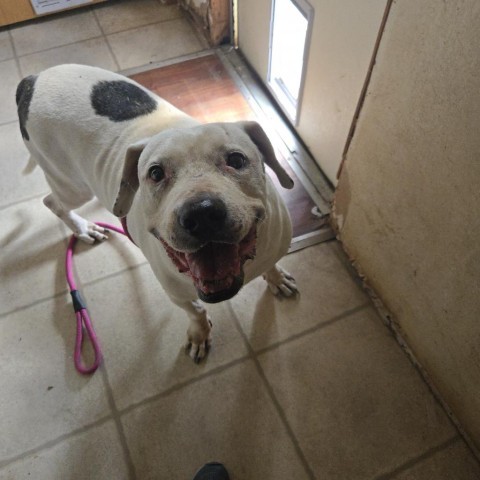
[108,18,206,70]
[389,440,480,479]
[0,31,14,61]
[10,10,102,56]
[0,296,111,461]
[230,242,370,351]
[258,307,457,479]
[121,360,310,480]
[0,59,21,124]
[19,37,118,77]
[94,0,182,34]
[83,264,248,409]
[0,200,68,316]
[0,421,129,480]
[0,122,49,207]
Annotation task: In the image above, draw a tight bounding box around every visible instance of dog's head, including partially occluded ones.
[113,121,293,303]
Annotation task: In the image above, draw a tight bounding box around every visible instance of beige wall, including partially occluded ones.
[238,0,387,184]
[333,0,480,450]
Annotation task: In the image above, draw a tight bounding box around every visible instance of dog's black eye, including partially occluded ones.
[148,165,164,182]
[226,151,247,170]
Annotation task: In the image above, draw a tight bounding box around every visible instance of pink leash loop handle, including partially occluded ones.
[74,306,102,375]
[66,234,102,374]
[66,221,128,375]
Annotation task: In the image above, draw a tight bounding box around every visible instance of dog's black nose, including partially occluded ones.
[178,195,228,239]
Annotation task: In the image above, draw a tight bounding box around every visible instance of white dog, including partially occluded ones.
[17,64,298,362]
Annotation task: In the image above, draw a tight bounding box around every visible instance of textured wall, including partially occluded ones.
[333,0,480,449]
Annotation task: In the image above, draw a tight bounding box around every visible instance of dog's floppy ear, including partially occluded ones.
[239,121,294,189]
[112,138,150,217]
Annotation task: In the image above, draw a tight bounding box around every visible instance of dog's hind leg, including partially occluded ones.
[22,155,38,175]
[43,193,108,245]
[263,265,299,297]
[25,142,108,245]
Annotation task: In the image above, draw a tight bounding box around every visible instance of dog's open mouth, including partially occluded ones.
[159,226,257,303]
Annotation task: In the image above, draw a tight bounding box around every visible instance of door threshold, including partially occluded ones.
[119,49,217,78]
[289,228,335,253]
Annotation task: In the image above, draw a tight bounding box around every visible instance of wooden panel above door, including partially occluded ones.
[0,0,34,26]
[0,0,108,28]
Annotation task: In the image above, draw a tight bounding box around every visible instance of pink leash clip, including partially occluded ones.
[65,221,130,374]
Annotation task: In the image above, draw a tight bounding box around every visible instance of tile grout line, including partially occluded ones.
[99,365,138,480]
[0,286,68,322]
[254,302,371,357]
[225,301,317,480]
[118,354,251,417]
[0,414,113,471]
[117,48,215,77]
[0,119,19,128]
[16,34,106,61]
[12,16,190,63]
[0,191,49,212]
[79,259,149,288]
[7,28,22,77]
[372,435,462,480]
[0,257,148,321]
[96,12,189,39]
[90,6,121,71]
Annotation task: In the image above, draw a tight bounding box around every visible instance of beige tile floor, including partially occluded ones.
[1,1,479,478]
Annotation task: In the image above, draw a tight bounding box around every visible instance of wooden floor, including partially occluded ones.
[131,54,323,238]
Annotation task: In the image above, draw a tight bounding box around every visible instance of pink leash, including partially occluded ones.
[65,219,133,374]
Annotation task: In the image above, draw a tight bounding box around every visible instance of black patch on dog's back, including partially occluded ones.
[90,80,157,122]
[16,75,37,141]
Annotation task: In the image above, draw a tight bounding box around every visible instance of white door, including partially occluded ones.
[237,0,388,184]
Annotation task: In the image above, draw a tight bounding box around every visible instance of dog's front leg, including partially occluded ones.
[176,299,212,363]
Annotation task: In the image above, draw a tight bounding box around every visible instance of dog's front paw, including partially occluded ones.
[186,318,213,363]
[263,265,299,297]
[76,222,109,245]
[67,211,109,244]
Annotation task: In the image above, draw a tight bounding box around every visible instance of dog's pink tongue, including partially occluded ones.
[186,243,240,281]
